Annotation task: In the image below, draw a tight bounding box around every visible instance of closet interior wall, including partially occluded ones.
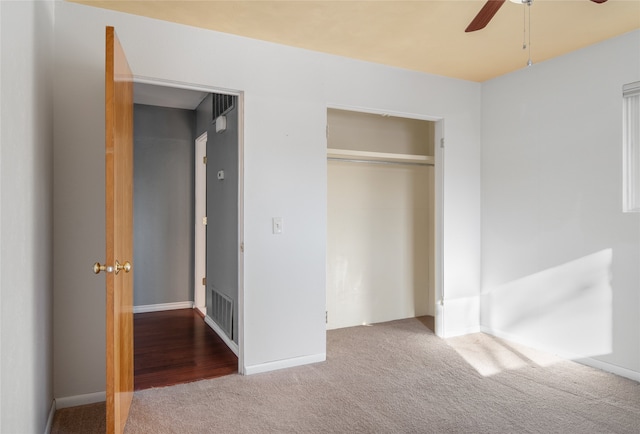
[326,109,435,330]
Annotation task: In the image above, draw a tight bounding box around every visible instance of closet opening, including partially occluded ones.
[326,107,441,333]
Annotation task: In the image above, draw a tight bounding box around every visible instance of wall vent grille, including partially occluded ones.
[213,94,235,120]
[210,288,233,339]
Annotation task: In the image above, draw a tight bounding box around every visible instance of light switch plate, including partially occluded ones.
[272,217,283,234]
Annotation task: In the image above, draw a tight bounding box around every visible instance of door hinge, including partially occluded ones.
[240,242,244,253]
[326,125,329,139]
[203,156,208,164]
[202,277,206,286]
[202,216,207,225]
[325,311,328,324]
[440,138,445,148]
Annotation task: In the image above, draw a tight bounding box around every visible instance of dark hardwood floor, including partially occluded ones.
[134,308,238,390]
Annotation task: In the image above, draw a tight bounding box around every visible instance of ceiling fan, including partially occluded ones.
[465,0,608,33]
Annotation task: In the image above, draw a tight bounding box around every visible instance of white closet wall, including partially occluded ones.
[326,109,435,329]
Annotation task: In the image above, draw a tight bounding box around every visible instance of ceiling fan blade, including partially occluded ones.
[465,0,507,33]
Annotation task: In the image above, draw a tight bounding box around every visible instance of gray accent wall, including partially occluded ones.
[206,104,239,342]
[196,93,214,138]
[133,104,196,306]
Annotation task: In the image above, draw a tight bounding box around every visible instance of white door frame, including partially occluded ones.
[134,75,245,374]
[194,132,207,316]
[325,104,445,338]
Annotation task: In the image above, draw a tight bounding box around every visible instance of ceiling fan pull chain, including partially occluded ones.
[527,0,533,66]
[522,3,527,49]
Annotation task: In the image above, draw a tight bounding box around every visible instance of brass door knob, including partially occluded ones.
[93,262,113,274]
[115,260,132,275]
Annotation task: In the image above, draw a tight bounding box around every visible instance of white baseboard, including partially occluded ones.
[196,305,206,316]
[204,315,239,356]
[244,353,326,376]
[480,326,640,382]
[442,324,481,338]
[574,356,640,382]
[133,301,193,314]
[44,400,56,434]
[55,391,105,409]
[440,296,480,338]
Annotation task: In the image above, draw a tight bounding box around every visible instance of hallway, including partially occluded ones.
[134,309,238,390]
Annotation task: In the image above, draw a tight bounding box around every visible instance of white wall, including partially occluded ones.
[53,1,481,399]
[0,1,55,431]
[481,30,640,379]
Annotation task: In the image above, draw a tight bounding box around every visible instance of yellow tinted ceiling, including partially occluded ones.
[68,0,640,82]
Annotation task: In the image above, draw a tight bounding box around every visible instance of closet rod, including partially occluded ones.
[327,157,434,167]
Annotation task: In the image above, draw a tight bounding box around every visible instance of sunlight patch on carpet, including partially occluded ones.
[446,333,563,377]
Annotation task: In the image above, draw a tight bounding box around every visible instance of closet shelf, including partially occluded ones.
[327,148,434,165]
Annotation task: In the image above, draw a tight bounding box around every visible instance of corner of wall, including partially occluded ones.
[440,295,481,338]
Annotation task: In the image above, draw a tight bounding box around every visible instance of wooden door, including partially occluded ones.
[105,26,134,434]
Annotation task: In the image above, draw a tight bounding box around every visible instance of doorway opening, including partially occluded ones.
[326,107,444,334]
[131,79,244,388]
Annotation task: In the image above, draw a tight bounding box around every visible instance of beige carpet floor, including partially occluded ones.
[52,317,640,433]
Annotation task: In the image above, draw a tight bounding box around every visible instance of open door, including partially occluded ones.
[104,26,134,433]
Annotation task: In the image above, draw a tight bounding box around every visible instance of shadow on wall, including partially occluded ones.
[481,249,613,360]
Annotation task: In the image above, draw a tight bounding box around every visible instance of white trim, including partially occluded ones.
[236,93,246,375]
[133,75,237,96]
[204,315,239,356]
[133,301,193,314]
[44,400,56,434]
[442,324,481,338]
[327,148,434,165]
[439,294,480,338]
[244,353,326,376]
[434,119,445,338]
[622,88,640,212]
[0,0,3,419]
[194,132,207,312]
[480,326,640,382]
[54,391,105,409]
[326,103,442,123]
[575,356,640,382]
